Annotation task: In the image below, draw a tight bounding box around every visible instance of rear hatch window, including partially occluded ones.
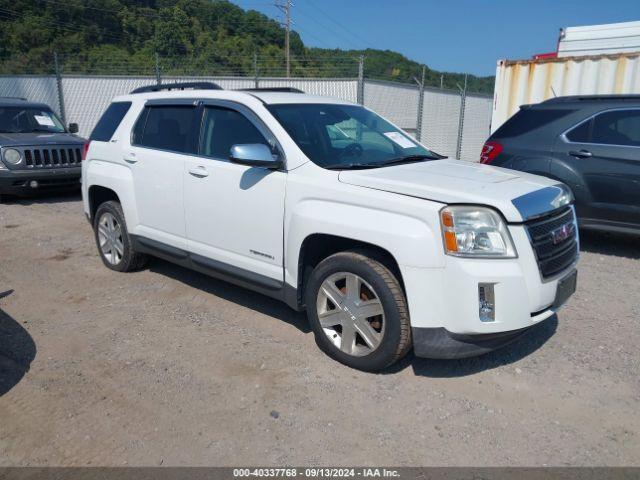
[90,102,132,142]
[493,108,574,138]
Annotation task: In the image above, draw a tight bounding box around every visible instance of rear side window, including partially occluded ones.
[493,108,574,138]
[133,105,197,153]
[565,119,592,143]
[592,110,640,147]
[90,102,131,141]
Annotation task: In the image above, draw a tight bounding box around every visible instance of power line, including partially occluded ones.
[293,8,358,49]
[305,0,374,49]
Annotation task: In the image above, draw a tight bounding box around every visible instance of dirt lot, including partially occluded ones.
[0,193,639,466]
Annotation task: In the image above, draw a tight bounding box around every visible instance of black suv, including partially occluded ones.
[0,97,85,202]
[482,95,640,235]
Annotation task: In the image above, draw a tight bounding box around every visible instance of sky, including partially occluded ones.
[234,0,640,76]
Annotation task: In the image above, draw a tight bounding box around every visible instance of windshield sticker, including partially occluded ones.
[384,131,416,149]
[34,114,55,127]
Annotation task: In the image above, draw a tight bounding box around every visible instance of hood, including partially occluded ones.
[0,132,85,147]
[338,159,565,222]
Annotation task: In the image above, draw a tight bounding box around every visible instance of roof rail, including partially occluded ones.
[544,94,640,103]
[130,82,223,94]
[239,87,304,93]
[0,96,27,101]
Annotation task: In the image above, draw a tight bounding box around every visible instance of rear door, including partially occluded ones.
[126,99,199,249]
[183,101,286,284]
[554,108,640,227]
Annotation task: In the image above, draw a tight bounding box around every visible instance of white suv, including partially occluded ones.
[82,82,578,371]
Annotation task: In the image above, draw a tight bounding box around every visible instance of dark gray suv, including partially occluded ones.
[0,97,85,202]
[482,95,640,235]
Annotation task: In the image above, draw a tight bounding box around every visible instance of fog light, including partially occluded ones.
[29,180,38,189]
[478,283,495,322]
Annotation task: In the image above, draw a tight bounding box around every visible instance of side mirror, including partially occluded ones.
[229,144,281,169]
[68,123,79,134]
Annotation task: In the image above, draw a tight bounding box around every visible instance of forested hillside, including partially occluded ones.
[0,0,494,93]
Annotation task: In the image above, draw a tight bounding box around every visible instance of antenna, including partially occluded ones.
[275,0,293,77]
[550,86,558,98]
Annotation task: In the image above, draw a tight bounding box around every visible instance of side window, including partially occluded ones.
[131,107,148,145]
[493,108,575,138]
[90,102,132,142]
[200,106,268,159]
[134,105,197,153]
[592,110,640,147]
[565,118,591,143]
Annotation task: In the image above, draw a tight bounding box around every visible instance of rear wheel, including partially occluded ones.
[305,250,411,372]
[94,201,147,272]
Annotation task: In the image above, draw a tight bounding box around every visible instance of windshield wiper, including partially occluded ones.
[324,155,436,170]
[324,162,384,170]
[375,154,438,166]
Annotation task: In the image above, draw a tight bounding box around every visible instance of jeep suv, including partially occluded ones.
[82,83,579,371]
[0,97,85,201]
[481,95,640,235]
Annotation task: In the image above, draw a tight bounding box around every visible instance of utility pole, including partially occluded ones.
[275,0,292,77]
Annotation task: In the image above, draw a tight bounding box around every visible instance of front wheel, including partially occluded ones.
[305,250,411,372]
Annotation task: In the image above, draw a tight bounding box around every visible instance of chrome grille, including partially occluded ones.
[21,146,82,168]
[525,207,578,279]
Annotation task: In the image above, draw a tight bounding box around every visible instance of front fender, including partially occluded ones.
[284,198,444,287]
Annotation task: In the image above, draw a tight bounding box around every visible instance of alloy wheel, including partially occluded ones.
[316,271,385,357]
[97,212,124,265]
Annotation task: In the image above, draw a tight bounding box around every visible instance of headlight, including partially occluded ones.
[551,183,574,209]
[440,206,517,258]
[3,148,22,165]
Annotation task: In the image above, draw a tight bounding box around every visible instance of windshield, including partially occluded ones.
[267,103,436,169]
[0,106,66,134]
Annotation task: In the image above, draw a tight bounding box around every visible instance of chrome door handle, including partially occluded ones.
[569,149,592,158]
[189,167,209,178]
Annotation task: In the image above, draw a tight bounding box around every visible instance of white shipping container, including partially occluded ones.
[491,52,640,133]
[558,20,640,58]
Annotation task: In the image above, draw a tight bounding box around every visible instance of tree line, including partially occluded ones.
[0,0,494,93]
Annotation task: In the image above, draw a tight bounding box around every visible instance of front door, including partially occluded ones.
[183,102,286,284]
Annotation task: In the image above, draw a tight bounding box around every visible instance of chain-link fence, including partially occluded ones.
[0,53,492,161]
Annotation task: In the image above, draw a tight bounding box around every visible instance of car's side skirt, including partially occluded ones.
[130,235,302,311]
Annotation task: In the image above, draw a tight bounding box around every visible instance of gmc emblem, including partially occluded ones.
[551,222,575,245]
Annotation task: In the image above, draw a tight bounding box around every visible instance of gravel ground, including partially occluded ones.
[0,193,639,466]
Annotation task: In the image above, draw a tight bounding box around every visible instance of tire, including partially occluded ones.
[305,250,411,372]
[93,200,148,272]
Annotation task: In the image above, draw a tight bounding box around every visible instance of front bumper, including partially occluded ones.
[401,222,578,358]
[412,310,555,359]
[0,168,81,195]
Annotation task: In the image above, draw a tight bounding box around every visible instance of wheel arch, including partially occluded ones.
[294,233,405,310]
[88,185,120,221]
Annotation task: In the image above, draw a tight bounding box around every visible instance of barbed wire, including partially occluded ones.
[0,53,491,95]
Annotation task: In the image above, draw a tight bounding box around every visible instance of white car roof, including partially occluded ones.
[114,88,354,106]
[246,91,354,105]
